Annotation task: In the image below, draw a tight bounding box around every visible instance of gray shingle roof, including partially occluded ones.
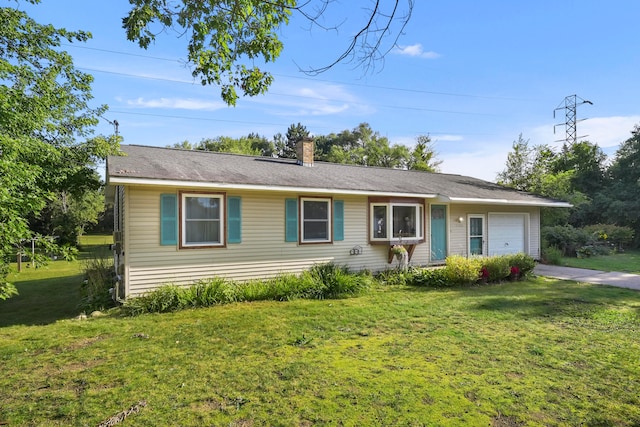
[107,144,569,206]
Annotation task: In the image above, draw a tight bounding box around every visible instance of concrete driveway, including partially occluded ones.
[534,264,640,291]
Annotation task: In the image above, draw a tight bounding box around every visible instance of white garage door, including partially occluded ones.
[488,214,526,256]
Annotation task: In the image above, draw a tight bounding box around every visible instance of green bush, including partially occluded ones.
[582,224,634,251]
[184,277,239,306]
[542,246,563,265]
[408,267,449,288]
[376,268,411,286]
[504,253,536,277]
[123,263,372,315]
[303,263,371,299]
[80,254,116,312]
[124,285,184,315]
[242,274,314,302]
[444,255,482,286]
[576,244,612,258]
[481,256,511,282]
[541,225,590,257]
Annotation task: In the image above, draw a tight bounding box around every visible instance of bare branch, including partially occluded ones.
[296,0,414,76]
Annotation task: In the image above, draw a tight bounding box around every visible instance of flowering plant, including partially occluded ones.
[391,245,407,257]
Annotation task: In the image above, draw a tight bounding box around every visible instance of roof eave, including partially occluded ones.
[445,196,573,208]
[107,176,439,199]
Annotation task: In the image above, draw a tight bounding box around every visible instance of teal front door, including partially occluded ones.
[430,205,447,262]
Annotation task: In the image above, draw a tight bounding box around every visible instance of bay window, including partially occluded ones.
[370,199,424,243]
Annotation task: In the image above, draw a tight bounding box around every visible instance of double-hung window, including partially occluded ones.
[181,192,224,247]
[300,197,332,243]
[370,199,424,243]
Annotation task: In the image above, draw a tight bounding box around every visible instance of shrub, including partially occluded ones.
[444,255,482,286]
[505,253,536,277]
[122,263,372,315]
[303,263,371,299]
[80,254,116,312]
[184,277,239,306]
[376,268,410,286]
[582,224,634,251]
[124,285,184,315]
[541,225,590,257]
[576,244,612,258]
[481,256,511,282]
[241,274,311,302]
[541,246,563,265]
[408,267,449,288]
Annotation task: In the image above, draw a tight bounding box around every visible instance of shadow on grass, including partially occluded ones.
[0,272,84,327]
[470,279,640,320]
[399,277,640,321]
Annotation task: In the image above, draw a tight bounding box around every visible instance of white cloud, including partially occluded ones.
[440,149,508,182]
[530,115,640,149]
[580,116,640,147]
[255,81,375,117]
[124,97,226,111]
[393,43,441,59]
[433,134,464,142]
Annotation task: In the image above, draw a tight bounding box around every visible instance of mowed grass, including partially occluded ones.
[1,252,640,426]
[1,235,113,326]
[560,249,640,274]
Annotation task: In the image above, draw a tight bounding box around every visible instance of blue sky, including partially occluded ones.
[21,0,640,181]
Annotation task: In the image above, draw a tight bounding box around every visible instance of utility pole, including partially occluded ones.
[553,94,592,146]
[101,116,119,138]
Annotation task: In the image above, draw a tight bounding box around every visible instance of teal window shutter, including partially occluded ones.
[285,198,298,242]
[160,194,177,245]
[334,200,344,241]
[227,196,242,244]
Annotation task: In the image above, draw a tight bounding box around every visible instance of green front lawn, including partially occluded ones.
[560,249,640,274]
[1,255,639,425]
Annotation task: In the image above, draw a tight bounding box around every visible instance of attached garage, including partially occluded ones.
[487,213,528,256]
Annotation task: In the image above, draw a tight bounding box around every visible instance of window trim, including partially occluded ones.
[368,197,425,244]
[467,214,486,256]
[179,191,226,249]
[299,196,333,244]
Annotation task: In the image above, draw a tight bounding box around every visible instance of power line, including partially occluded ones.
[66,43,535,102]
[63,43,181,63]
[78,66,501,117]
[106,109,495,137]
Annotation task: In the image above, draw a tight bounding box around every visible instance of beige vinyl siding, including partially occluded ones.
[446,204,541,259]
[123,186,542,297]
[125,186,428,297]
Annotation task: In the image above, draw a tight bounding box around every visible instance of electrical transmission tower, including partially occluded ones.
[553,94,593,145]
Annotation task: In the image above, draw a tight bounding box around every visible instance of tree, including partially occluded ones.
[123,1,414,105]
[601,126,640,244]
[198,136,261,155]
[193,133,275,156]
[0,4,120,297]
[169,140,195,150]
[496,134,534,191]
[497,135,578,227]
[277,123,309,158]
[553,141,607,195]
[407,135,441,172]
[325,123,409,168]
